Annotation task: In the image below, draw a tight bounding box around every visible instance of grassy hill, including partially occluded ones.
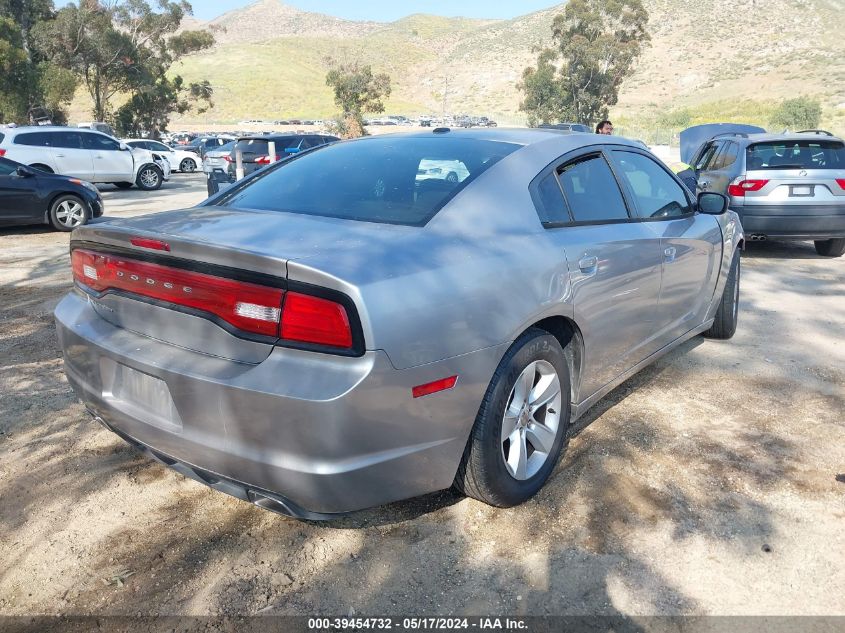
[70,0,845,135]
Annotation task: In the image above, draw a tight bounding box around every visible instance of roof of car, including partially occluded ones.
[1,125,112,135]
[353,127,645,149]
[741,132,844,144]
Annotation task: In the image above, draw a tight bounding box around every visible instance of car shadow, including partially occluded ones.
[741,239,830,260]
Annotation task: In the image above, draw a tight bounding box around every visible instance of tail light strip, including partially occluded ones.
[727,179,769,197]
[71,248,354,350]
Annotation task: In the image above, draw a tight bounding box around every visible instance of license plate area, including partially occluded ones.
[789,185,814,197]
[100,359,182,432]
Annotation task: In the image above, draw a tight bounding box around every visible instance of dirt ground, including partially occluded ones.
[0,173,843,619]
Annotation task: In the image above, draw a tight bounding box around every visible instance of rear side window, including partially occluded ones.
[533,172,570,225]
[747,140,844,170]
[557,154,629,223]
[0,133,5,144]
[712,141,739,170]
[217,136,519,226]
[14,132,51,146]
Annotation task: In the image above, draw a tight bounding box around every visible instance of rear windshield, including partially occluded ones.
[215,136,519,225]
[747,140,845,170]
[234,138,297,155]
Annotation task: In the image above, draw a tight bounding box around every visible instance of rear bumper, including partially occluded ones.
[734,204,845,239]
[55,291,502,516]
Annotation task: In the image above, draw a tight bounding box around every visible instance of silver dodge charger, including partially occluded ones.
[55,129,743,519]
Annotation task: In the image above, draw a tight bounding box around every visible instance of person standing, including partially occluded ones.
[596,120,613,135]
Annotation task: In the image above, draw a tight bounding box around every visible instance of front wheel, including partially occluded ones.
[136,165,163,191]
[454,328,571,507]
[814,238,845,257]
[703,250,740,339]
[180,157,197,172]
[49,195,90,231]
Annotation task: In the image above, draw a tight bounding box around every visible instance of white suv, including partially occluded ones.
[0,126,170,190]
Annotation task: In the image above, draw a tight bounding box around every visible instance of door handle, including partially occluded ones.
[578,256,598,275]
[55,153,65,158]
[664,246,677,262]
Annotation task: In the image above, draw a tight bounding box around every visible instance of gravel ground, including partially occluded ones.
[0,173,843,619]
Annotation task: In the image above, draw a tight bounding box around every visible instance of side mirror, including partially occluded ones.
[697,191,729,215]
[15,165,35,177]
[119,142,130,151]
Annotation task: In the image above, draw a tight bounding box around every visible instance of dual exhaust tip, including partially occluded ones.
[748,234,768,241]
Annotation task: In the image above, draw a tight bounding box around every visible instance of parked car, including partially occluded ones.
[226,134,338,179]
[684,125,845,257]
[0,155,103,230]
[202,140,237,175]
[416,158,470,183]
[123,139,200,173]
[55,128,742,519]
[0,126,168,190]
[182,135,235,159]
[76,121,116,137]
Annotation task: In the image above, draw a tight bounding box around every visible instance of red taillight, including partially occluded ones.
[412,376,458,398]
[130,237,171,252]
[728,179,769,197]
[281,292,353,349]
[71,249,356,349]
[71,249,283,337]
[253,155,281,165]
[836,179,845,190]
[0,149,6,157]
[223,155,232,162]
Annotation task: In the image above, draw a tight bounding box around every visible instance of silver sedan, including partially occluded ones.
[55,129,743,519]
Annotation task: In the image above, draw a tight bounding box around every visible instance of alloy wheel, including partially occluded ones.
[55,199,86,228]
[501,360,562,480]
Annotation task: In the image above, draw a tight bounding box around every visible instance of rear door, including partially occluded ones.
[698,140,740,195]
[693,140,724,192]
[50,131,94,179]
[82,132,134,182]
[610,149,722,343]
[533,149,664,397]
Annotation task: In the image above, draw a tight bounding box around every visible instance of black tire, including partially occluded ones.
[179,157,197,172]
[454,328,571,507]
[135,165,163,191]
[114,182,134,189]
[814,238,845,257]
[703,250,740,339]
[48,194,90,231]
[30,163,53,173]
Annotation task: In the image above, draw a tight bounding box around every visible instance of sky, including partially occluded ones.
[54,0,561,22]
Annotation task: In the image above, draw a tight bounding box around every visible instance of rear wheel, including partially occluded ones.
[814,238,845,257]
[136,165,163,191]
[180,157,197,172]
[49,195,90,231]
[454,328,570,507]
[704,250,740,339]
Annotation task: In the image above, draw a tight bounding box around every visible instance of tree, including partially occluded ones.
[519,0,650,127]
[0,0,76,123]
[769,96,822,131]
[325,61,391,139]
[34,0,213,129]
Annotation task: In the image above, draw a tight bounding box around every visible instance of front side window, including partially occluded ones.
[216,136,518,226]
[0,157,17,175]
[82,133,120,151]
[613,151,692,219]
[557,154,629,223]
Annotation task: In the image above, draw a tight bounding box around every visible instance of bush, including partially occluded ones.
[769,96,822,131]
